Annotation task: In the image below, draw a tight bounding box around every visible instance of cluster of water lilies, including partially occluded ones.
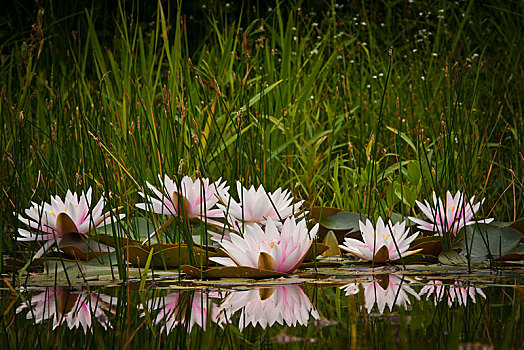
[14,173,493,271]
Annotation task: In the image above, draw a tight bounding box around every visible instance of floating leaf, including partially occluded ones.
[402,254,438,264]
[309,206,343,221]
[123,243,217,268]
[460,224,523,263]
[509,217,524,235]
[438,249,467,265]
[410,236,443,256]
[320,211,368,232]
[58,232,113,261]
[498,243,524,261]
[124,246,151,266]
[181,265,288,278]
[95,233,141,248]
[390,212,410,226]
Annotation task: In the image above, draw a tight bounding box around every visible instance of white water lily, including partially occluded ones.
[216,285,319,330]
[210,217,318,273]
[15,188,122,259]
[409,190,493,236]
[220,182,304,233]
[136,175,229,223]
[339,218,420,262]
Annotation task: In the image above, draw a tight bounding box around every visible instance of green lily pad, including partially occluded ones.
[309,206,344,221]
[181,265,288,278]
[411,236,443,256]
[402,253,438,264]
[438,249,467,265]
[509,217,524,236]
[390,212,411,226]
[94,233,141,248]
[460,224,523,263]
[123,243,217,268]
[58,232,113,261]
[320,211,369,232]
[497,243,524,261]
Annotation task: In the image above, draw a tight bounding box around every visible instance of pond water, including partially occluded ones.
[2,268,522,349]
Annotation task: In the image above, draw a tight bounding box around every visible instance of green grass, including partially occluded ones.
[0,1,522,275]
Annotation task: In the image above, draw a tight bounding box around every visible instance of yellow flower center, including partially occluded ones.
[263,240,281,249]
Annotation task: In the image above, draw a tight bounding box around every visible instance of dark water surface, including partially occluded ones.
[1,272,522,349]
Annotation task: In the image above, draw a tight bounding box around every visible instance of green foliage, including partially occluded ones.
[0,1,522,274]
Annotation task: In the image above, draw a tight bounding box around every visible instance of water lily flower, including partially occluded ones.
[341,275,419,314]
[219,182,304,233]
[136,175,229,224]
[16,287,116,333]
[142,291,221,333]
[409,191,493,236]
[339,218,420,262]
[419,280,486,307]
[216,285,319,330]
[210,217,318,273]
[15,188,122,259]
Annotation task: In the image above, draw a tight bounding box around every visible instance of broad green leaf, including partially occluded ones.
[390,212,410,226]
[320,211,369,232]
[411,236,443,256]
[509,217,524,235]
[309,206,343,221]
[460,224,523,263]
[438,249,467,265]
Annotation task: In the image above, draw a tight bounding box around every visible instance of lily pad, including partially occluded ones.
[309,206,343,221]
[124,243,217,268]
[58,232,114,261]
[498,243,524,261]
[509,217,524,235]
[320,211,369,232]
[438,249,467,265]
[390,212,411,226]
[410,236,443,256]
[181,265,288,278]
[402,254,438,264]
[94,233,141,248]
[460,224,523,263]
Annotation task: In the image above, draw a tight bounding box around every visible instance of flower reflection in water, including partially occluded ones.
[217,285,319,330]
[16,287,116,333]
[419,280,486,307]
[341,274,419,314]
[143,291,222,333]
